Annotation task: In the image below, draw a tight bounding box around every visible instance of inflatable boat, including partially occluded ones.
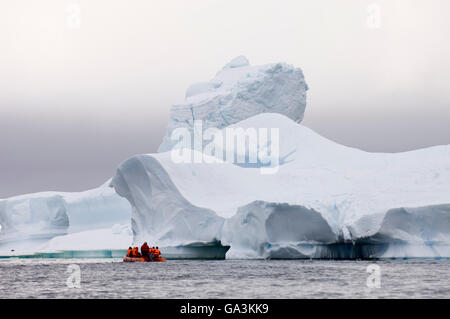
[123,256,166,262]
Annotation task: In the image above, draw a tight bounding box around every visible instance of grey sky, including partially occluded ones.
[1,0,449,197]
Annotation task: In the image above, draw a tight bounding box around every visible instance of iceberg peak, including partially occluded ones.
[159,57,308,152]
[222,55,250,69]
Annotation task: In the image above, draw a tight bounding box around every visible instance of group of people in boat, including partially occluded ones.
[126,242,161,261]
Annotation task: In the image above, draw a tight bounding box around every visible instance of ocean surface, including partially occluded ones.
[0,259,449,298]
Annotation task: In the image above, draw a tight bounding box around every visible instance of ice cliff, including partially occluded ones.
[112,155,224,245]
[0,181,130,252]
[158,56,308,152]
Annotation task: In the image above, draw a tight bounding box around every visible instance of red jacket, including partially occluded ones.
[141,243,150,254]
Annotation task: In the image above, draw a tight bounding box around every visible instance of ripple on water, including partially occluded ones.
[0,259,449,298]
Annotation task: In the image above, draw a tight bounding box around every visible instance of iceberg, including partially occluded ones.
[0,194,69,241]
[1,56,449,259]
[158,56,308,152]
[0,181,131,255]
[112,112,450,259]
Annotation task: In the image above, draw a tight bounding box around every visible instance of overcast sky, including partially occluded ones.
[1,0,449,197]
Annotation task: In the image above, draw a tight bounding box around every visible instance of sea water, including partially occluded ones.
[0,259,448,298]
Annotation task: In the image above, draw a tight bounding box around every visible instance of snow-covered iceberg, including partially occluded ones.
[112,113,450,259]
[0,181,131,254]
[158,56,308,152]
[1,55,449,259]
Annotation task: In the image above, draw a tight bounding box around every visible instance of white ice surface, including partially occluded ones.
[0,181,131,254]
[38,223,132,252]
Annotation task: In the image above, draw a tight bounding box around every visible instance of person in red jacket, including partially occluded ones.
[126,247,133,257]
[154,247,161,258]
[132,247,140,258]
[141,242,150,261]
